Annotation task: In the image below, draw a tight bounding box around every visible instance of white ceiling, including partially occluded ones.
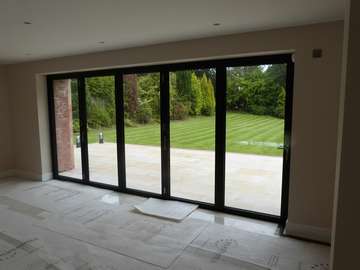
[0,0,345,64]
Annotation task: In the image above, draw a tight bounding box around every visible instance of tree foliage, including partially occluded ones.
[176,71,192,102]
[226,64,286,118]
[170,71,215,119]
[85,76,115,129]
[200,74,215,116]
[190,73,203,115]
[80,64,286,130]
[123,74,138,120]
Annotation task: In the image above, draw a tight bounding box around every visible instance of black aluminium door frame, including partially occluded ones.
[47,53,294,225]
[47,75,90,182]
[220,58,294,225]
[82,74,120,187]
[120,70,165,197]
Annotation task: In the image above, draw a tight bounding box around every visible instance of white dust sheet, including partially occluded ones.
[0,179,330,270]
[134,198,198,221]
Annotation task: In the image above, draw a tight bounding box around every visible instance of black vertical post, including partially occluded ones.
[280,58,295,225]
[47,78,59,179]
[161,71,170,199]
[78,76,89,182]
[215,66,226,210]
[116,73,126,191]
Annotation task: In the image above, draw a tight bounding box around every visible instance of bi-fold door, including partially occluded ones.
[48,54,294,224]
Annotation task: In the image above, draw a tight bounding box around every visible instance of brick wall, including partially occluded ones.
[54,80,75,172]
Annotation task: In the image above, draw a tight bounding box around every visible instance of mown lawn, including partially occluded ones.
[85,112,284,156]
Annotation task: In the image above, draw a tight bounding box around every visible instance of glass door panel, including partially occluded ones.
[169,69,216,203]
[224,64,287,216]
[85,76,118,185]
[123,73,161,194]
[53,79,83,179]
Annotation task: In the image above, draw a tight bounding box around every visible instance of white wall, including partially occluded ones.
[331,0,360,268]
[0,66,13,177]
[4,21,344,241]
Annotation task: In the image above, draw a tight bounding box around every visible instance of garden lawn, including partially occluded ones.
[86,112,284,156]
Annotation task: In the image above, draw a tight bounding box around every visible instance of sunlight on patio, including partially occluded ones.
[62,143,282,216]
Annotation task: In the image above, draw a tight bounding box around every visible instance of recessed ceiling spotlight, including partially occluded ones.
[98,41,105,44]
[213,23,221,26]
[23,21,32,25]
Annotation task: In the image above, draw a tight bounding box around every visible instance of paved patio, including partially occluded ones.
[61,143,282,215]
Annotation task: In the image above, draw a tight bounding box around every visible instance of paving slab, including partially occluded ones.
[63,143,282,215]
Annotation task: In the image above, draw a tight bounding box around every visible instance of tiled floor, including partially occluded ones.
[62,143,283,215]
[0,177,329,270]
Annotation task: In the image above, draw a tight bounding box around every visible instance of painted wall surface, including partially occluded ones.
[0,66,13,176]
[331,0,360,268]
[4,21,343,238]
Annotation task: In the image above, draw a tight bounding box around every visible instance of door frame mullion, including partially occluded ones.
[47,78,59,179]
[115,73,126,191]
[280,58,295,225]
[160,71,171,199]
[78,76,90,182]
[215,65,226,210]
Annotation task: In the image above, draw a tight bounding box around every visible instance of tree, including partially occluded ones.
[226,65,286,118]
[85,76,115,129]
[194,68,216,88]
[123,74,138,120]
[265,64,286,89]
[190,73,202,115]
[207,78,215,112]
[226,67,246,111]
[200,74,215,116]
[138,73,160,120]
[176,71,192,103]
[169,72,177,119]
[275,87,286,118]
[71,79,80,132]
[169,72,189,120]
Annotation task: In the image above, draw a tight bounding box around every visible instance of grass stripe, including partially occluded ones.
[85,112,284,156]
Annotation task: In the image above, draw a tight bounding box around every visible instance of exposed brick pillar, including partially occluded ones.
[53,80,75,172]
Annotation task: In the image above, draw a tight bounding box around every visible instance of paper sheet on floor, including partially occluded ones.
[134,198,198,221]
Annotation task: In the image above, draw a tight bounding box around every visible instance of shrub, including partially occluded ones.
[169,72,191,120]
[274,87,286,118]
[72,119,80,133]
[87,104,112,129]
[136,101,152,124]
[124,118,137,127]
[138,73,160,119]
[85,76,116,128]
[171,101,189,120]
[247,104,267,115]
